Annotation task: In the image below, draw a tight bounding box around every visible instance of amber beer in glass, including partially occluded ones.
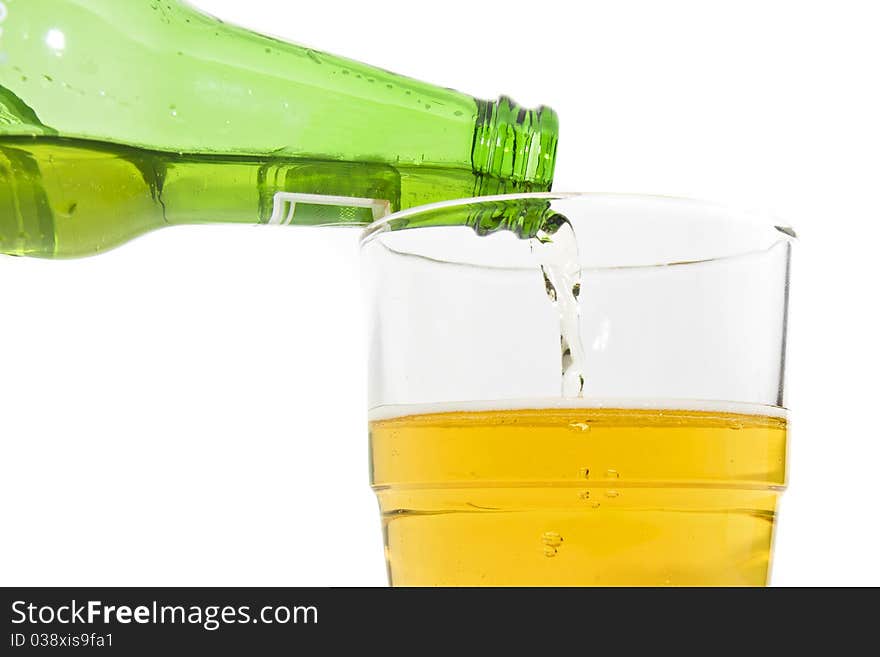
[362,194,793,586]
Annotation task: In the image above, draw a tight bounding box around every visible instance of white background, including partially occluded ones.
[2,0,878,586]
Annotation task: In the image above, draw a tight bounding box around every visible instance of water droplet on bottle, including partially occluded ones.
[169,104,177,117]
[570,422,590,432]
[605,489,620,498]
[424,104,432,110]
[605,469,619,479]
[578,468,590,479]
[454,110,464,116]
[591,502,601,509]
[578,491,591,500]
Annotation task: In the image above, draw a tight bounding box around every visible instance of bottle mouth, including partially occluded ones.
[471,96,559,190]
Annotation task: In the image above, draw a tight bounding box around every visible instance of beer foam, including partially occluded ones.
[368,398,788,422]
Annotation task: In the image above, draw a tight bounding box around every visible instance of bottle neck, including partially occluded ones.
[471,97,559,190]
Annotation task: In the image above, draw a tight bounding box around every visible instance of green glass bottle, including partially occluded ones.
[0,0,558,258]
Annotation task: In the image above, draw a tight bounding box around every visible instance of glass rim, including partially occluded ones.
[359,191,798,251]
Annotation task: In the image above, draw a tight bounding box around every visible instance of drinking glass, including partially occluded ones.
[361,193,793,586]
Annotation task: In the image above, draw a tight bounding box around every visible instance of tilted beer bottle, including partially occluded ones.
[0,0,558,257]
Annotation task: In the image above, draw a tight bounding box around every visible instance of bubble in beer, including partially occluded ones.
[605,490,620,498]
[605,469,620,479]
[542,531,563,557]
